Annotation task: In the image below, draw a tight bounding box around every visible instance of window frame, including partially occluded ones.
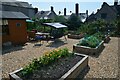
[16,23,21,27]
[2,20,9,35]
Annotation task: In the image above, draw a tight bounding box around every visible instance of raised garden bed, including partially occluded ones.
[73,41,104,55]
[9,48,88,80]
[68,33,84,39]
[73,36,104,55]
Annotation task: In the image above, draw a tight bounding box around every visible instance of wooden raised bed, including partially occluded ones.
[73,41,104,55]
[9,53,88,80]
[68,34,84,39]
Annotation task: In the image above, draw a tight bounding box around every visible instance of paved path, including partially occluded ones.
[2,37,119,79]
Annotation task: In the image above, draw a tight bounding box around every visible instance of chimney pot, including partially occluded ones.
[75,3,79,15]
[35,8,38,14]
[86,10,88,17]
[30,4,32,6]
[114,0,118,5]
[97,9,99,12]
[51,6,54,11]
[59,11,61,15]
[64,8,66,16]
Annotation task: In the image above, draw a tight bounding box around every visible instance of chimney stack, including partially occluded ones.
[59,11,61,15]
[35,8,38,14]
[75,3,79,15]
[64,8,66,16]
[51,6,54,11]
[97,9,99,12]
[114,0,118,5]
[86,10,88,17]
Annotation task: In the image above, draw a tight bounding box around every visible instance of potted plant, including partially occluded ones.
[9,48,88,80]
[104,35,110,43]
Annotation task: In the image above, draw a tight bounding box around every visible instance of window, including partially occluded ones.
[1,20,9,35]
[2,25,9,35]
[16,23,21,27]
[101,13,107,19]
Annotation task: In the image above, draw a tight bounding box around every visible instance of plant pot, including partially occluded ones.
[104,36,110,43]
[9,53,88,80]
[73,41,104,55]
[68,34,84,39]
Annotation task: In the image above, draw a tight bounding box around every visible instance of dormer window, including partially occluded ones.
[41,11,44,14]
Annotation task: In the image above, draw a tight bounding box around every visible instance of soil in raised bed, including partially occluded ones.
[17,54,83,80]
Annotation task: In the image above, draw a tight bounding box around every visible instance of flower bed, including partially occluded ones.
[9,48,88,80]
[73,36,104,55]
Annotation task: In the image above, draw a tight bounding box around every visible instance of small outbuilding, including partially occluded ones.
[1,11,29,45]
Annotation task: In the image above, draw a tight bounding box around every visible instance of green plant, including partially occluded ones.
[21,48,73,76]
[77,36,102,48]
[93,32,105,40]
[78,23,96,35]
[54,15,67,23]
[67,14,82,30]
[87,36,100,48]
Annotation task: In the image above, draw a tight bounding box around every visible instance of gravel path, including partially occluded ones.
[2,37,119,79]
[84,37,119,79]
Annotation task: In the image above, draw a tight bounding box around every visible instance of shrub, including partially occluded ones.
[67,14,82,30]
[78,23,96,35]
[93,32,105,41]
[54,15,67,24]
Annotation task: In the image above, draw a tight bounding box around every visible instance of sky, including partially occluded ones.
[16,0,117,15]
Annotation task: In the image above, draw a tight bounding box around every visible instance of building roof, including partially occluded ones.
[43,23,67,28]
[0,0,16,2]
[35,11,52,19]
[35,10,57,19]
[35,11,51,19]
[0,0,33,8]
[87,2,120,22]
[0,11,29,19]
[87,13,95,20]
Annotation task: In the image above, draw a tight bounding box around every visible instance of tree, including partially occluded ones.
[67,14,82,30]
[54,15,67,24]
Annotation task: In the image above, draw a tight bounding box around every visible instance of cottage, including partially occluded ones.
[1,11,29,45]
[86,12,96,22]
[86,0,120,22]
[63,4,88,22]
[35,6,57,20]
